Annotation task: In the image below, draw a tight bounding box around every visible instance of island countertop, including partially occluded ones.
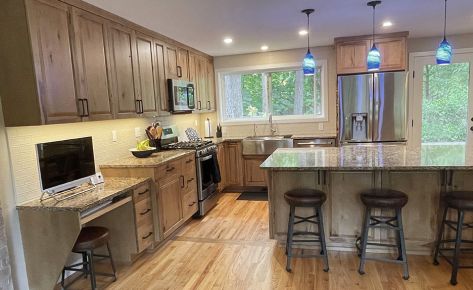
[261,144,473,170]
[100,149,194,168]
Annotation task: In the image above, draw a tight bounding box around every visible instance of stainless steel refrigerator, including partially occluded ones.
[338,72,408,144]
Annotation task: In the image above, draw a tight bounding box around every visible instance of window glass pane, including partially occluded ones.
[270,68,322,116]
[223,73,264,120]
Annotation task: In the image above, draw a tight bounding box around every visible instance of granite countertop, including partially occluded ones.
[261,143,473,170]
[99,149,194,168]
[17,177,150,212]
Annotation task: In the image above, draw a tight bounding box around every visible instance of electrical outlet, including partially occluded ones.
[112,130,117,142]
[134,127,141,138]
[318,123,324,131]
[194,119,198,126]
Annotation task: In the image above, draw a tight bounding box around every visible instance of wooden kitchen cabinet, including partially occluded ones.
[108,23,140,118]
[132,183,154,252]
[181,155,198,220]
[26,0,81,124]
[206,59,216,111]
[244,156,268,187]
[165,45,189,80]
[158,176,183,237]
[225,141,244,187]
[134,33,160,116]
[216,143,226,192]
[335,32,408,74]
[154,41,170,115]
[71,7,114,121]
[188,53,216,112]
[177,48,190,80]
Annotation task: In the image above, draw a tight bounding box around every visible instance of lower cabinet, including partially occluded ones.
[243,156,268,187]
[158,177,183,237]
[132,183,154,252]
[224,141,244,187]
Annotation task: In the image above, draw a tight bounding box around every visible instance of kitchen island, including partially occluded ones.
[261,144,473,254]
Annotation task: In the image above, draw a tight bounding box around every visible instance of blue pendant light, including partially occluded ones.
[302,9,316,76]
[436,0,452,65]
[367,1,382,71]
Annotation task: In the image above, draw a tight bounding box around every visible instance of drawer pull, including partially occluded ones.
[187,178,195,183]
[140,208,151,215]
[137,189,149,196]
[142,232,153,240]
[188,201,196,206]
[166,166,175,172]
[186,159,193,164]
[180,175,185,188]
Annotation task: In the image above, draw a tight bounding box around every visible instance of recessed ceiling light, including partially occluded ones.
[260,45,269,51]
[299,30,308,36]
[382,21,393,27]
[223,37,233,44]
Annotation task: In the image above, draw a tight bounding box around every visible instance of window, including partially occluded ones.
[218,62,327,123]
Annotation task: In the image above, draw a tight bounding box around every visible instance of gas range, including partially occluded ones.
[162,140,217,157]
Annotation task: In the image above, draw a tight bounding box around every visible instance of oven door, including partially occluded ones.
[196,154,217,201]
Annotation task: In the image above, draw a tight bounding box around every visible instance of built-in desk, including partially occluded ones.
[17,177,151,290]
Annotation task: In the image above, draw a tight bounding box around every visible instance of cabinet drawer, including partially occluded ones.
[133,184,151,203]
[183,174,197,194]
[155,159,181,181]
[136,222,154,252]
[134,197,152,223]
[182,155,195,171]
[182,190,198,218]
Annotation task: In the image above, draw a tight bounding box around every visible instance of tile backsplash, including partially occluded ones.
[7,114,203,204]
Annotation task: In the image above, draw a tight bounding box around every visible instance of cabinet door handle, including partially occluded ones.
[198,101,202,110]
[166,166,175,172]
[188,201,196,206]
[177,66,182,78]
[140,208,151,215]
[84,99,90,117]
[187,178,194,183]
[137,189,149,196]
[139,100,144,114]
[78,99,86,117]
[186,159,193,164]
[207,101,211,110]
[180,175,185,188]
[135,100,141,114]
[142,232,153,240]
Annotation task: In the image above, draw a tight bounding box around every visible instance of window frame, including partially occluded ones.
[215,61,328,125]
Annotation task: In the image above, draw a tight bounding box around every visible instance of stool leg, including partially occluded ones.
[317,207,329,272]
[82,252,89,279]
[450,209,465,286]
[286,205,295,272]
[88,250,97,290]
[61,268,66,289]
[396,208,409,280]
[106,242,117,281]
[358,207,371,275]
[433,206,448,265]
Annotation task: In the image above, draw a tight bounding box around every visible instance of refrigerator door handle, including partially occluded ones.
[368,74,375,142]
[372,73,379,141]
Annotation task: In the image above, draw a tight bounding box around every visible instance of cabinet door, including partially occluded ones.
[206,59,216,111]
[71,8,113,120]
[164,45,179,79]
[108,23,139,118]
[154,41,170,115]
[217,143,226,191]
[177,48,189,80]
[188,53,201,109]
[135,33,159,115]
[158,178,183,238]
[27,0,80,124]
[244,157,267,187]
[377,37,407,72]
[225,142,244,186]
[336,40,371,75]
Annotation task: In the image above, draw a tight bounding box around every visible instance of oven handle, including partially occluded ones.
[198,154,213,162]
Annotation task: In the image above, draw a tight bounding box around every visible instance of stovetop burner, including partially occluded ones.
[162,140,213,150]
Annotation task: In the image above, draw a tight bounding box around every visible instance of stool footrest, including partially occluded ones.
[292,239,322,243]
[293,231,320,236]
[364,256,406,264]
[366,242,398,248]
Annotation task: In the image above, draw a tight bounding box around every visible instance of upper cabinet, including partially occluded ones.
[26,0,81,124]
[189,53,216,112]
[71,8,114,121]
[335,32,408,75]
[0,0,215,126]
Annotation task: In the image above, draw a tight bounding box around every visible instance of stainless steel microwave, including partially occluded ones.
[167,79,195,113]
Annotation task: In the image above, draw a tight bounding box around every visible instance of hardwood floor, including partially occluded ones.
[66,193,473,290]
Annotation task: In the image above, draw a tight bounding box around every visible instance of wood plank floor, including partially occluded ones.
[66,193,473,290]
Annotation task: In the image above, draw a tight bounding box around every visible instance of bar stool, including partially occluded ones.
[358,189,409,280]
[433,191,473,285]
[284,188,329,272]
[61,226,117,290]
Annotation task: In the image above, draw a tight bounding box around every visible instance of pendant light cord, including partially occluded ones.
[372,5,376,44]
[443,0,447,40]
[307,12,310,52]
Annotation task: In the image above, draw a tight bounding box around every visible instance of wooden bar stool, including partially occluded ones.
[358,189,409,280]
[61,226,117,290]
[284,188,329,272]
[433,191,473,285]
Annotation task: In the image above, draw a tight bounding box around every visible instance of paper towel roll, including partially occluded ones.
[204,118,212,138]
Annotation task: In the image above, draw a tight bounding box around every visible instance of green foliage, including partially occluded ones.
[241,74,263,117]
[421,63,470,143]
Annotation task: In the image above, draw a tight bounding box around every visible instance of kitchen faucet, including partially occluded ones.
[269,113,277,136]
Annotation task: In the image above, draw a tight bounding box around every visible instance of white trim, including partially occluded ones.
[215,60,329,125]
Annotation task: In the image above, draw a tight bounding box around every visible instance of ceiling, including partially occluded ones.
[84,0,473,56]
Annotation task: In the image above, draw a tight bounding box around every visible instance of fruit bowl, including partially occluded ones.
[129,147,156,158]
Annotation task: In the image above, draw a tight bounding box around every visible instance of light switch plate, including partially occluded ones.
[134,127,141,138]
[91,172,104,185]
[112,130,117,142]
[318,123,324,131]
